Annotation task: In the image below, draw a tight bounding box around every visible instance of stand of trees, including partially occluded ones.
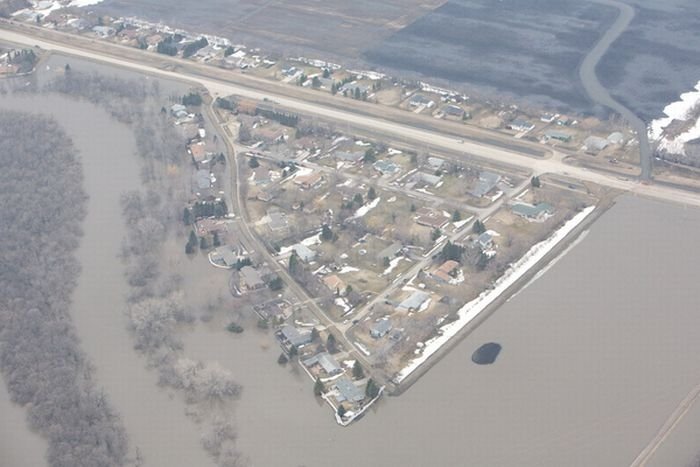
[0,112,129,466]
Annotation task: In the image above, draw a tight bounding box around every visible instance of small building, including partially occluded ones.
[409,94,434,108]
[323,274,346,295]
[334,377,365,404]
[303,352,343,376]
[370,318,392,338]
[373,160,400,176]
[470,171,502,198]
[170,103,187,117]
[334,150,365,164]
[278,325,313,348]
[267,211,289,233]
[397,291,431,312]
[512,202,554,221]
[431,260,460,283]
[292,243,316,262]
[544,131,573,143]
[477,231,494,250]
[212,246,239,269]
[415,171,442,187]
[507,119,535,132]
[583,136,609,153]
[240,266,265,290]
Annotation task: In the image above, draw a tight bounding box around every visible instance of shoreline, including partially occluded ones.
[391,202,608,394]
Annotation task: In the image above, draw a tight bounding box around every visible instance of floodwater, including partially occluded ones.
[182,195,700,467]
[0,94,215,467]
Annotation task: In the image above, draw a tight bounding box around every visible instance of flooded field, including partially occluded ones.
[181,195,700,467]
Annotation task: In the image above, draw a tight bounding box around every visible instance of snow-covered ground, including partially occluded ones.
[394,206,596,383]
[350,197,380,219]
[649,80,700,156]
[380,256,404,276]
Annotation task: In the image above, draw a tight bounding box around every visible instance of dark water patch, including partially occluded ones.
[472,342,502,365]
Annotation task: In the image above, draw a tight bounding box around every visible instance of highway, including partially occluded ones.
[1,26,699,208]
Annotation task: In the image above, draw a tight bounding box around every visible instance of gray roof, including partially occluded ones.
[194,170,211,190]
[509,119,534,131]
[280,325,313,348]
[512,203,554,219]
[292,243,316,262]
[443,104,464,116]
[215,246,238,267]
[398,291,430,311]
[426,157,445,170]
[334,150,365,162]
[370,318,392,337]
[376,241,403,261]
[607,132,624,144]
[584,136,609,152]
[545,131,572,141]
[303,352,342,375]
[373,160,400,175]
[470,171,502,198]
[477,231,493,248]
[268,211,288,231]
[335,377,365,403]
[416,171,442,186]
[240,265,264,288]
[409,94,432,105]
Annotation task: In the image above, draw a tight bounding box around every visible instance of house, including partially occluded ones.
[267,211,289,233]
[323,274,346,295]
[415,171,442,187]
[544,131,572,143]
[584,136,609,153]
[414,208,449,230]
[170,103,187,117]
[397,291,431,312]
[189,142,209,164]
[212,246,240,269]
[254,126,285,143]
[334,150,365,164]
[470,171,502,198]
[240,266,265,290]
[370,318,392,338]
[409,94,434,108]
[292,243,316,262]
[303,352,343,376]
[92,26,116,38]
[294,172,324,190]
[334,377,365,403]
[607,132,625,145]
[556,115,572,126]
[426,156,445,171]
[540,112,557,123]
[512,202,554,221]
[278,325,313,348]
[193,169,212,192]
[373,160,400,176]
[477,231,494,250]
[443,104,465,118]
[376,241,403,262]
[507,119,535,132]
[431,260,460,283]
[339,82,369,96]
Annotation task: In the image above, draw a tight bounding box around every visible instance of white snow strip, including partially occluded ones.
[380,256,404,276]
[337,266,360,274]
[351,197,381,219]
[395,206,595,383]
[649,80,700,156]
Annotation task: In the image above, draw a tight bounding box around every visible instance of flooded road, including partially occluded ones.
[0,94,215,467]
[182,195,700,467]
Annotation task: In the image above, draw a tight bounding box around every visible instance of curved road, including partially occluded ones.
[580,0,653,180]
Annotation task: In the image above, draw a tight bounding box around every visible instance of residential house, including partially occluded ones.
[92,26,116,38]
[477,231,494,250]
[470,171,502,198]
[370,318,392,338]
[334,150,365,165]
[397,291,431,312]
[294,171,324,190]
[189,142,210,164]
[415,171,442,187]
[278,325,313,349]
[512,203,554,221]
[292,243,316,262]
[334,377,365,404]
[544,131,572,143]
[414,208,449,230]
[240,266,265,290]
[583,136,609,153]
[443,104,465,118]
[303,352,343,376]
[409,94,434,108]
[376,241,403,262]
[373,160,400,176]
[431,260,460,283]
[507,119,535,132]
[426,156,445,171]
[607,132,625,145]
[267,211,289,234]
[323,274,346,295]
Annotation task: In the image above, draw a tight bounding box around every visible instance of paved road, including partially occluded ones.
[580,0,653,180]
[1,27,699,208]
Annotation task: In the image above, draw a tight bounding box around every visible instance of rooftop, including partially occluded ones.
[470,171,502,198]
[398,291,431,312]
[335,377,365,403]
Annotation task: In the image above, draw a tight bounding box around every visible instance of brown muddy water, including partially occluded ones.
[182,195,700,467]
